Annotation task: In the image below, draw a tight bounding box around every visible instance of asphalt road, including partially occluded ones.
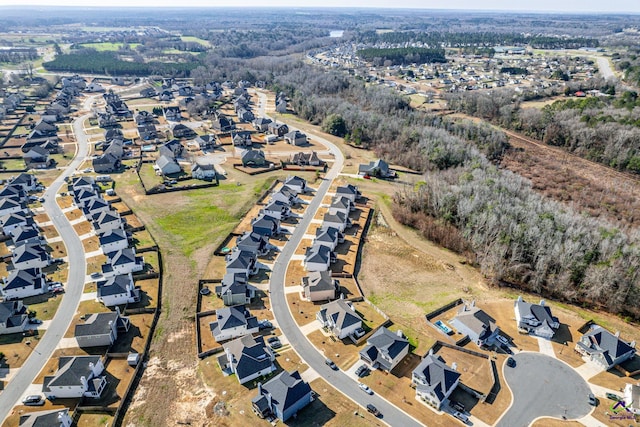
[257,91,423,427]
[0,112,91,422]
[496,352,592,427]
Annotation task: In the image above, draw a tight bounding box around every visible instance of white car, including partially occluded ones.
[358,383,373,395]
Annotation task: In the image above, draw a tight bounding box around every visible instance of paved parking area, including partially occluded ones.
[497,352,592,427]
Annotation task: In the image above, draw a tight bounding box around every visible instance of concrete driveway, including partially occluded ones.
[496,352,593,427]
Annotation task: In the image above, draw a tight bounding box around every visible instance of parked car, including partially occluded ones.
[52,287,65,294]
[606,393,621,401]
[496,335,509,345]
[353,327,366,339]
[267,337,282,349]
[28,318,43,325]
[90,272,103,279]
[199,287,211,295]
[355,364,369,377]
[22,395,45,406]
[259,320,273,330]
[588,393,597,406]
[325,358,338,370]
[452,410,469,424]
[358,383,373,395]
[366,403,380,416]
[506,357,516,368]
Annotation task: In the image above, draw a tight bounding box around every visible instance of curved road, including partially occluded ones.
[0,111,92,421]
[256,91,423,426]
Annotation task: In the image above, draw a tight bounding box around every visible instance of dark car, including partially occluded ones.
[606,392,621,401]
[22,395,45,406]
[506,357,516,368]
[355,364,369,377]
[267,337,282,349]
[366,403,380,416]
[325,358,338,370]
[588,393,597,406]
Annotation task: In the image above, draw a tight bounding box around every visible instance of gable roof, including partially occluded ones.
[236,232,267,250]
[305,244,332,265]
[253,370,311,417]
[18,409,71,427]
[226,250,256,270]
[4,268,44,291]
[97,274,133,297]
[0,300,27,326]
[221,335,272,381]
[413,354,460,402]
[580,326,635,364]
[74,312,120,338]
[318,299,361,330]
[303,271,335,293]
[98,228,128,246]
[210,305,256,332]
[454,305,497,339]
[43,355,102,389]
[315,226,342,243]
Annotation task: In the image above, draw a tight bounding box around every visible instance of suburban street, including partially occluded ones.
[0,110,92,421]
[256,91,424,427]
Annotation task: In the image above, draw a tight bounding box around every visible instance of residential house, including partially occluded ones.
[163,106,182,122]
[71,176,97,192]
[18,409,73,427]
[450,302,500,347]
[23,146,52,169]
[270,185,299,206]
[73,188,100,209]
[251,213,280,237]
[137,123,157,141]
[358,159,395,178]
[237,108,255,123]
[218,335,275,384]
[92,210,124,235]
[313,226,344,251]
[194,134,217,150]
[156,154,182,176]
[262,199,290,220]
[159,139,184,158]
[302,271,338,302]
[412,353,461,410]
[233,132,253,148]
[158,90,173,102]
[9,173,38,193]
[42,356,107,399]
[191,163,216,181]
[576,326,636,370]
[104,94,131,118]
[0,186,26,203]
[172,123,196,139]
[252,117,272,132]
[225,250,259,277]
[359,327,410,372]
[10,224,43,247]
[74,310,130,348]
[0,300,28,334]
[212,115,235,132]
[322,211,350,233]
[0,197,25,217]
[96,273,140,307]
[316,299,362,339]
[98,228,129,253]
[85,82,105,93]
[209,305,260,342]
[82,197,111,219]
[2,268,47,300]
[1,211,35,235]
[135,110,154,125]
[304,243,334,272]
[284,130,307,146]
[267,122,288,137]
[514,296,560,339]
[283,176,307,194]
[12,243,50,270]
[291,151,322,167]
[236,232,270,256]
[623,383,640,415]
[335,184,360,203]
[178,85,194,97]
[215,272,254,306]
[92,152,120,173]
[329,196,353,217]
[252,370,313,422]
[104,128,123,143]
[140,87,158,98]
[102,248,144,276]
[275,99,288,114]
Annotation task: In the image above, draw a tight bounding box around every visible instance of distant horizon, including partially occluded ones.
[0,1,639,14]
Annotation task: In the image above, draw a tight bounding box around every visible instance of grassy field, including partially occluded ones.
[79,42,141,51]
[180,36,211,47]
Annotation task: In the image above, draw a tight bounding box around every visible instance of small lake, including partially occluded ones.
[329,30,344,38]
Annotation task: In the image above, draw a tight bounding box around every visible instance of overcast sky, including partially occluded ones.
[2,0,639,13]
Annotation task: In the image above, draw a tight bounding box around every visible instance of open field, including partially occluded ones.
[79,42,141,51]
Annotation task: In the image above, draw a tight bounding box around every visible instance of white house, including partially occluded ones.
[304,243,334,272]
[209,305,260,342]
[42,356,107,399]
[412,353,461,410]
[217,335,275,384]
[12,243,50,270]
[624,383,640,415]
[0,197,25,217]
[313,226,344,251]
[96,273,140,307]
[359,327,410,372]
[102,248,144,276]
[74,310,130,348]
[0,300,28,335]
[98,228,129,253]
[191,163,217,181]
[225,250,259,277]
[514,296,560,339]
[2,268,47,300]
[92,210,124,235]
[329,196,353,217]
[316,299,362,340]
[262,199,290,220]
[18,409,73,427]
[302,271,338,302]
[283,176,307,194]
[322,211,350,233]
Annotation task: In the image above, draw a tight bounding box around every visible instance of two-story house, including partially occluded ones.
[42,356,107,399]
[218,334,275,384]
[412,353,461,410]
[316,299,362,340]
[209,305,259,342]
[359,327,410,373]
[252,370,312,422]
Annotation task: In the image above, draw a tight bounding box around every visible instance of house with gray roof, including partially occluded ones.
[283,176,307,194]
[19,409,72,427]
[1,211,35,235]
[0,197,25,217]
[291,151,322,167]
[316,299,362,339]
[302,271,338,302]
[268,122,288,137]
[12,243,50,270]
[359,327,409,372]
[304,243,334,272]
[262,199,290,220]
[74,310,130,348]
[98,228,129,253]
[2,268,47,300]
[92,152,121,173]
[576,325,636,370]
[82,197,111,219]
[0,300,28,334]
[313,226,344,251]
[191,163,216,181]
[96,273,139,307]
[71,176,97,193]
[623,383,640,415]
[225,250,258,277]
[10,224,43,248]
[322,211,350,233]
[358,159,395,178]
[412,353,461,410]
[9,173,38,193]
[102,248,144,277]
[251,213,281,237]
[42,356,107,399]
[92,210,124,235]
[156,154,182,176]
[241,149,267,167]
[209,305,259,342]
[73,187,99,209]
[251,370,313,422]
[335,184,360,203]
[194,134,218,151]
[215,272,254,306]
[284,130,307,146]
[450,302,500,347]
[329,196,353,217]
[218,335,275,385]
[236,232,270,256]
[252,117,272,132]
[514,296,560,339]
[270,185,299,205]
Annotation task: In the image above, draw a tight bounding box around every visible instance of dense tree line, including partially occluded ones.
[43,50,199,77]
[356,47,446,65]
[0,48,38,64]
[355,31,599,49]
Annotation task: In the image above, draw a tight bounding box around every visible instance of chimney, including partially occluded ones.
[517,295,523,302]
[451,362,457,371]
[539,299,545,307]
[615,331,621,338]
[428,349,433,356]
[396,330,404,338]
[225,346,233,367]
[631,341,636,349]
[80,375,88,390]
[257,382,263,396]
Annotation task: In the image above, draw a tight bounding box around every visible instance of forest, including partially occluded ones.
[356,47,446,66]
